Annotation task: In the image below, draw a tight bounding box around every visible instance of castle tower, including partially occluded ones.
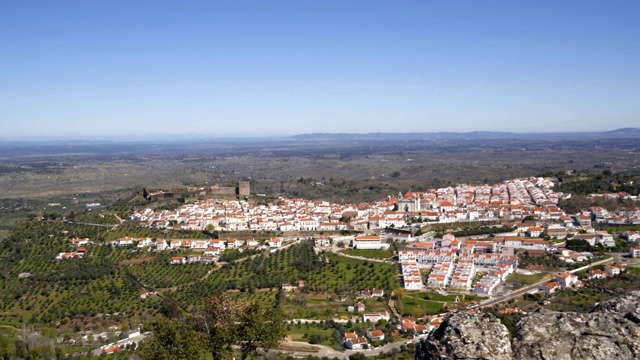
[237,180,250,196]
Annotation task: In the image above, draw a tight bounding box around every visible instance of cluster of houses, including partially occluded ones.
[281,281,305,292]
[163,237,283,264]
[400,260,423,290]
[130,177,576,232]
[584,202,640,225]
[56,236,287,263]
[397,233,522,296]
[623,231,640,258]
[542,262,628,294]
[551,248,590,263]
[342,314,445,350]
[56,237,91,260]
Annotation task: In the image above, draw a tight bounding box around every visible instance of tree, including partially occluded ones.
[237,302,286,359]
[138,318,207,360]
[192,295,286,360]
[392,287,405,301]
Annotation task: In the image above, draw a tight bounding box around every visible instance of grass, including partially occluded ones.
[286,327,337,346]
[413,292,482,303]
[342,249,394,260]
[506,272,554,288]
[401,295,445,316]
[277,342,321,353]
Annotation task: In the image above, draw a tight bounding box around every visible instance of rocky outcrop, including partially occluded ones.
[416,291,640,360]
[416,311,512,360]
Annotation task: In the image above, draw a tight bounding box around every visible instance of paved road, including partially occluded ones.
[271,336,422,359]
[64,219,119,229]
[471,257,615,309]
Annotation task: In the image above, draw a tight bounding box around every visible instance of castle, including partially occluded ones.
[144,180,250,201]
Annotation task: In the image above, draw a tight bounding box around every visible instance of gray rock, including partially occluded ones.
[416,292,640,360]
[415,312,512,360]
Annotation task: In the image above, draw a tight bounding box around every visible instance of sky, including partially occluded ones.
[1,1,639,140]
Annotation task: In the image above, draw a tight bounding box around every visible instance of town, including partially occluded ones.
[46,176,640,357]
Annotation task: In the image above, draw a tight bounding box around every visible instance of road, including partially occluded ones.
[64,219,119,229]
[471,256,615,309]
[270,336,423,359]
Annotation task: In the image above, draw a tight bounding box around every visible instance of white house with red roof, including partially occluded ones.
[345,337,368,349]
[367,329,385,341]
[69,237,90,247]
[362,311,390,323]
[268,237,282,248]
[556,272,578,287]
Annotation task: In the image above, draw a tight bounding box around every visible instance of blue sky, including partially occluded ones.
[1,1,639,139]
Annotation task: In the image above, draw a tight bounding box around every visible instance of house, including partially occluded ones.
[156,239,167,251]
[630,247,640,258]
[362,312,390,323]
[69,237,90,247]
[345,337,368,350]
[398,318,416,333]
[499,308,527,315]
[55,252,83,260]
[226,238,244,248]
[268,238,282,248]
[595,231,615,247]
[604,265,621,276]
[191,240,209,250]
[556,272,578,287]
[542,281,560,293]
[344,332,358,341]
[137,237,153,247]
[170,256,186,265]
[576,214,592,227]
[413,324,429,336]
[103,345,121,355]
[281,283,296,292]
[209,239,225,249]
[624,231,640,242]
[314,237,331,247]
[116,237,135,247]
[367,329,385,341]
[355,302,365,312]
[203,247,220,256]
[427,317,443,331]
[526,227,543,237]
[201,256,215,264]
[352,235,390,250]
[586,269,607,280]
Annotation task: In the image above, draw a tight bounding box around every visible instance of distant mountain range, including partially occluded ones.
[1,128,640,148]
[289,128,640,141]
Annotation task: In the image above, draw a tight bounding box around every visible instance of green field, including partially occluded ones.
[400,295,445,316]
[413,292,482,303]
[506,272,554,288]
[0,217,401,331]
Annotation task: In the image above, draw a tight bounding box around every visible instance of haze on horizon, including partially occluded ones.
[1,1,639,140]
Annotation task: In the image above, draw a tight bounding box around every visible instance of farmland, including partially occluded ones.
[0,219,400,331]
